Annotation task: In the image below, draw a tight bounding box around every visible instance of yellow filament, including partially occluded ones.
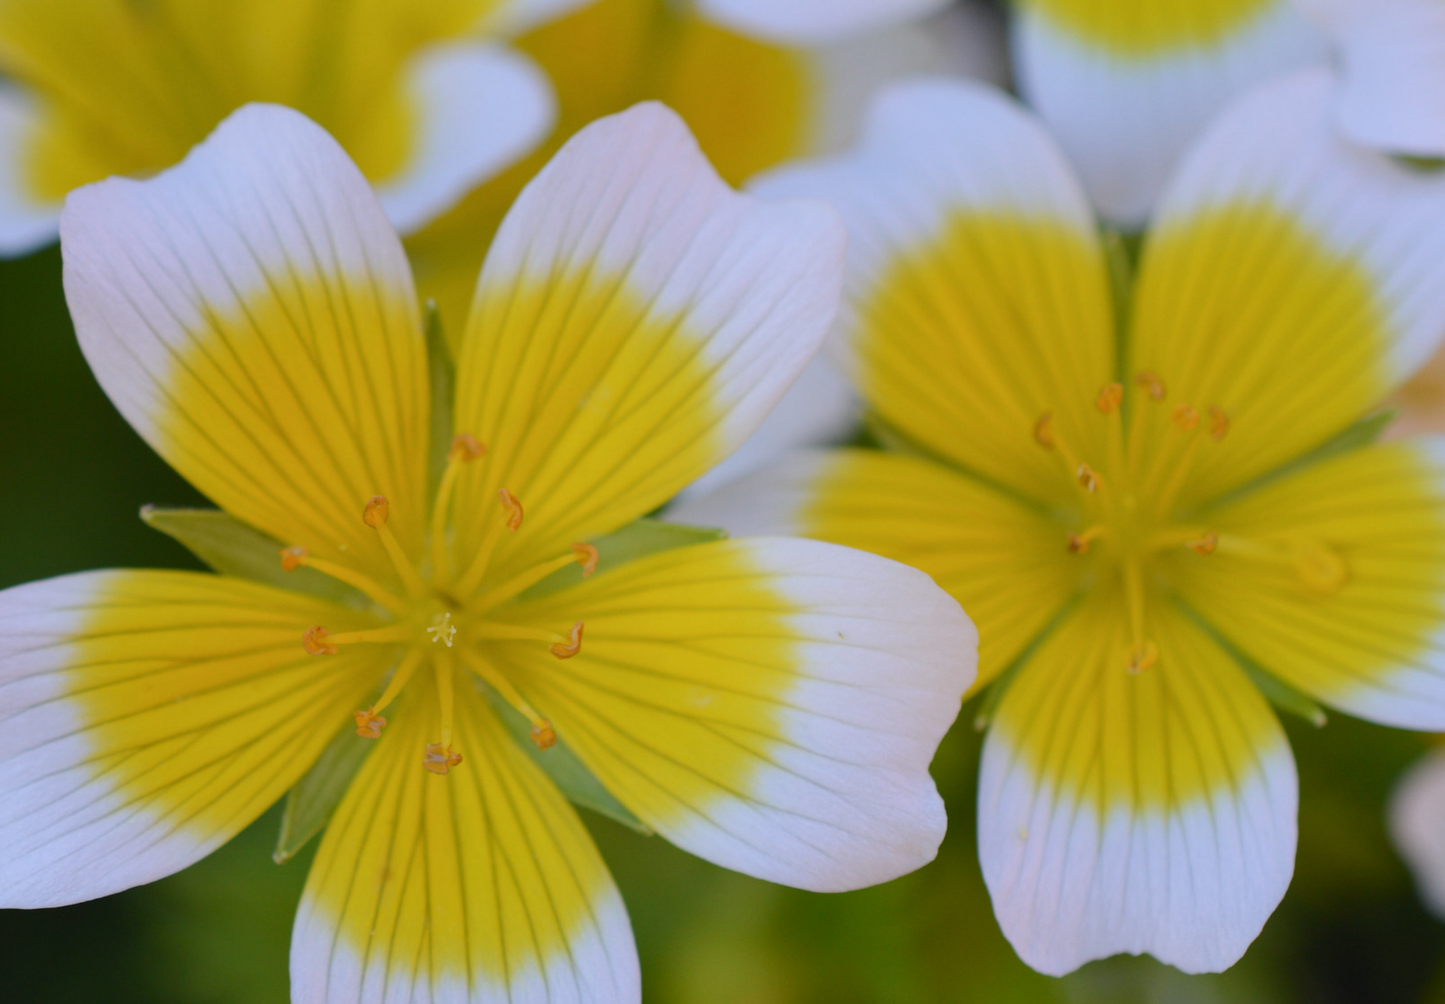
[374,520,429,598]
[322,625,411,647]
[283,551,408,616]
[1067,525,1108,554]
[434,649,456,749]
[1122,561,1156,673]
[472,548,591,612]
[464,652,555,747]
[470,622,568,645]
[369,646,428,717]
[429,434,487,587]
[452,490,526,598]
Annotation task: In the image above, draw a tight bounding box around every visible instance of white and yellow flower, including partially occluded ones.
[1298,0,1445,158]
[676,75,1445,974]
[1011,0,1327,226]
[0,101,977,1000]
[0,0,590,256]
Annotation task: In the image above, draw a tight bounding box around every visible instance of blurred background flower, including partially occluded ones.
[5,1,1445,1002]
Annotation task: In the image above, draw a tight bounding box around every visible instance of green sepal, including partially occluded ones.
[519,518,727,601]
[424,298,456,506]
[1207,409,1396,511]
[479,681,651,834]
[273,721,376,863]
[1100,227,1140,368]
[140,506,371,609]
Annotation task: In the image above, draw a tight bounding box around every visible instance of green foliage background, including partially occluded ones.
[4,237,1445,1002]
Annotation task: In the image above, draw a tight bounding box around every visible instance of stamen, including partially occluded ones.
[1077,463,1100,493]
[498,489,524,531]
[1095,383,1123,414]
[450,488,530,599]
[353,708,386,738]
[1034,412,1055,448]
[430,434,488,586]
[1126,641,1159,675]
[1171,404,1200,432]
[317,625,411,648]
[426,612,457,648]
[423,743,463,775]
[302,625,336,656]
[363,495,429,598]
[279,545,407,615]
[574,543,600,579]
[434,649,457,750]
[1067,526,1107,554]
[1208,406,1230,442]
[550,621,585,660]
[365,646,427,720]
[1135,371,1166,401]
[1121,563,1156,675]
[1187,531,1219,556]
[465,653,557,750]
[472,544,600,612]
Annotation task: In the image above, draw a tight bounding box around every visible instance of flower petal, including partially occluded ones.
[373,42,555,235]
[670,449,1078,693]
[678,356,858,500]
[0,570,381,908]
[61,103,430,584]
[291,679,638,1003]
[0,85,60,256]
[448,102,845,582]
[1389,748,1445,918]
[752,79,1117,505]
[1299,0,1445,157]
[697,0,951,45]
[1013,0,1325,225]
[980,593,1296,975]
[1127,71,1445,505]
[493,536,975,892]
[1175,439,1445,730]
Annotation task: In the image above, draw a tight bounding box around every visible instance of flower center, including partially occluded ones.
[279,434,598,774]
[1036,373,1345,673]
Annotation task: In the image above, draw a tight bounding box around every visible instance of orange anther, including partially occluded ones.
[531,721,557,750]
[550,621,584,660]
[1126,641,1159,675]
[1172,404,1199,432]
[498,489,524,531]
[1208,406,1230,442]
[1076,464,1099,493]
[1187,531,1219,556]
[1034,412,1055,449]
[423,743,463,775]
[1095,383,1123,414]
[1135,371,1166,401]
[303,625,337,656]
[449,434,487,462]
[363,495,390,528]
[353,708,386,738]
[572,543,599,579]
[280,546,307,572]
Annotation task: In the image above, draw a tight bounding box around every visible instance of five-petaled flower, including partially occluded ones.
[677,76,1445,975]
[0,0,577,255]
[0,100,977,1001]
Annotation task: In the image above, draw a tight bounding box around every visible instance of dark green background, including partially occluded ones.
[4,243,1445,1003]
